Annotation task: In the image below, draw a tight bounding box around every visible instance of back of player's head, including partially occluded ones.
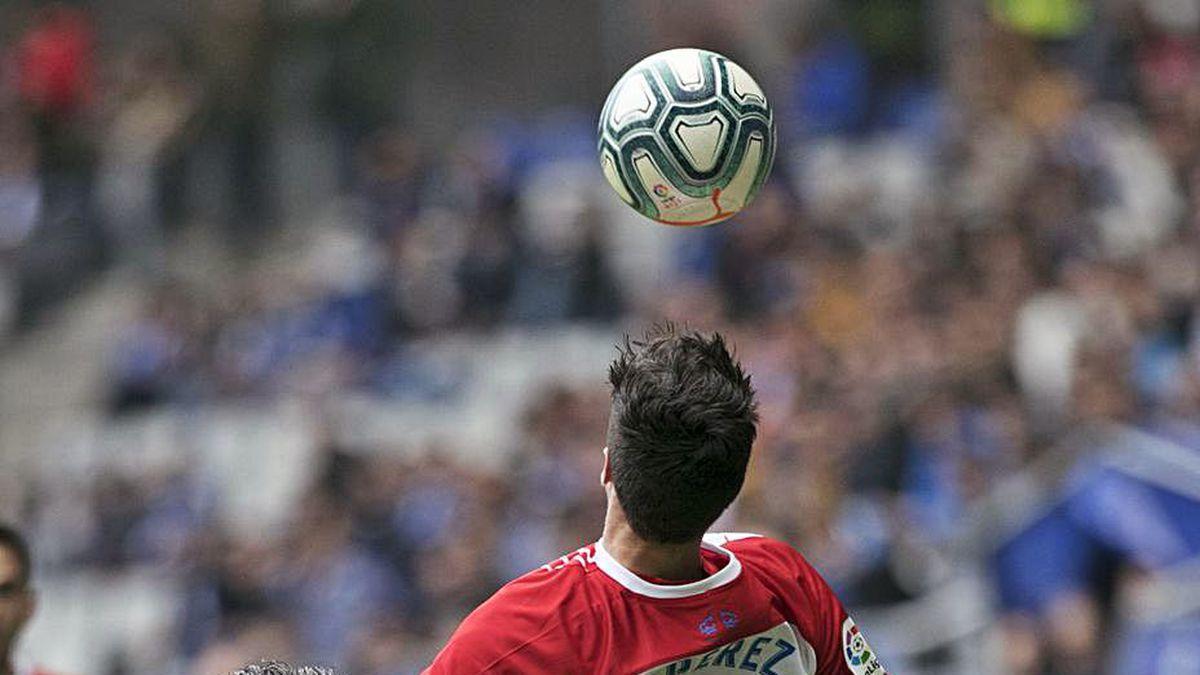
[606,324,758,543]
[0,523,31,588]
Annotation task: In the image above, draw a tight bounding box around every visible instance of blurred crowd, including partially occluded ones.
[3,0,1200,673]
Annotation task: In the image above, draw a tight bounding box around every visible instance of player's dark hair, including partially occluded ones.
[0,523,31,588]
[607,324,758,543]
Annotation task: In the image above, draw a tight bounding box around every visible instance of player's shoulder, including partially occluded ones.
[708,531,846,612]
[706,531,802,560]
[448,543,612,640]
[706,532,822,578]
[512,543,605,596]
[426,546,603,673]
[472,544,600,619]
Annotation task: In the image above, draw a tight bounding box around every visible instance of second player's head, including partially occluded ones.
[606,324,759,544]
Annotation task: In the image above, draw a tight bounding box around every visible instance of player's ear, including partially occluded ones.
[600,446,611,486]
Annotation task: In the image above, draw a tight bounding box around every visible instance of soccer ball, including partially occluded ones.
[598,48,775,226]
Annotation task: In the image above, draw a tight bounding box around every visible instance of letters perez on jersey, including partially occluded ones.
[639,622,817,675]
[424,533,886,675]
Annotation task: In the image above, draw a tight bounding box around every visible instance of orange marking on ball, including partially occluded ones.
[652,188,733,227]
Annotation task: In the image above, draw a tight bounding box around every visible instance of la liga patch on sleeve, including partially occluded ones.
[842,617,886,674]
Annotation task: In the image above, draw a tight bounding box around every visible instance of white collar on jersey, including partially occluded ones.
[592,536,743,599]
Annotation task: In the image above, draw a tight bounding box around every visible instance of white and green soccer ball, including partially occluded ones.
[598,48,775,227]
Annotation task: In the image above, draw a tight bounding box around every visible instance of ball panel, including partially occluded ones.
[600,148,636,207]
[616,132,713,201]
[669,112,728,174]
[648,50,719,103]
[717,134,765,214]
[632,153,718,224]
[724,60,767,107]
[657,100,739,183]
[608,74,656,127]
[657,48,705,91]
[715,59,770,117]
[600,70,668,141]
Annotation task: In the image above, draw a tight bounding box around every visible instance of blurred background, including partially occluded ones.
[0,0,1198,673]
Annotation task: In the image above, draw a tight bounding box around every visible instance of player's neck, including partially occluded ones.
[601,513,705,583]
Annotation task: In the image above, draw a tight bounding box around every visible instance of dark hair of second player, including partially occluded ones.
[606,324,759,544]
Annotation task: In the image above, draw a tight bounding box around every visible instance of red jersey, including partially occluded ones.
[425,533,886,674]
